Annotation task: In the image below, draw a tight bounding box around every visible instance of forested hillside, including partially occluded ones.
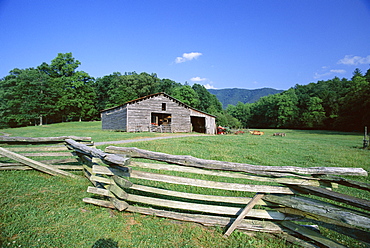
[208,88,283,108]
[226,68,370,131]
[1,52,369,132]
[0,53,223,128]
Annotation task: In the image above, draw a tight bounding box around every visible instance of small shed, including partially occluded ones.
[101,92,216,134]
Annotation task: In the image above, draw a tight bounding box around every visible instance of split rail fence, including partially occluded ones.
[0,136,92,177]
[1,136,370,247]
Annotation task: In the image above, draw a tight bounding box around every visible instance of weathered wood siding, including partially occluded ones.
[101,93,216,134]
[126,94,191,132]
[101,106,127,131]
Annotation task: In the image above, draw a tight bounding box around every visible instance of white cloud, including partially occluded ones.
[338,55,370,65]
[175,52,202,63]
[314,69,347,79]
[190,76,207,82]
[189,76,216,89]
[330,69,346,74]
[314,72,331,79]
[203,83,217,89]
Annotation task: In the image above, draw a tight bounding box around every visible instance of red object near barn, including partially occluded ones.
[217,126,226,135]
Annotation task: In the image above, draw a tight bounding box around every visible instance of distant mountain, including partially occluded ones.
[208,88,284,108]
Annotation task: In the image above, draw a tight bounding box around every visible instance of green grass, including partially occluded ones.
[1,122,369,247]
[0,121,193,143]
[0,172,289,248]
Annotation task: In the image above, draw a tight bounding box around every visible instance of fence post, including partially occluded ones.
[363,126,368,149]
[223,193,265,237]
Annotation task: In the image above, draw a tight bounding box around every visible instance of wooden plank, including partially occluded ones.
[131,161,321,186]
[76,153,94,166]
[83,197,115,209]
[0,163,31,170]
[100,174,276,206]
[90,175,112,185]
[65,141,105,158]
[292,185,370,211]
[65,139,130,166]
[0,147,79,178]
[263,194,370,229]
[87,186,114,197]
[276,207,370,244]
[223,193,265,237]
[115,180,273,206]
[83,164,93,174]
[122,193,287,220]
[0,163,82,171]
[127,170,295,194]
[281,221,347,248]
[39,158,79,164]
[111,175,134,188]
[318,175,370,192]
[110,197,129,211]
[82,198,284,233]
[109,184,128,199]
[7,147,69,152]
[106,147,368,176]
[14,152,74,157]
[126,205,284,233]
[83,167,96,186]
[0,136,91,143]
[92,164,131,177]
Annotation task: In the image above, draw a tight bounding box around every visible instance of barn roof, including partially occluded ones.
[101,92,216,118]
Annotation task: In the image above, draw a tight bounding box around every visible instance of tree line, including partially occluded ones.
[0,53,223,128]
[225,68,370,131]
[1,52,369,131]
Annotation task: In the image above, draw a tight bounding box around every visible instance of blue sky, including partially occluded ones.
[0,0,369,90]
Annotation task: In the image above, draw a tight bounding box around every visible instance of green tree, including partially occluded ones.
[56,71,97,121]
[275,89,299,128]
[226,102,251,128]
[335,72,370,131]
[156,79,182,95]
[192,84,223,114]
[94,72,122,111]
[300,96,326,128]
[0,68,59,127]
[247,94,279,128]
[171,85,200,108]
[215,111,241,128]
[95,72,162,110]
[38,52,81,78]
[38,52,98,121]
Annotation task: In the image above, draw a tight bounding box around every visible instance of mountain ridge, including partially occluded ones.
[208,87,284,108]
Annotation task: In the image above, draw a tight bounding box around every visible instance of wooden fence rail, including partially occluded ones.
[64,142,369,247]
[105,146,368,176]
[0,136,91,174]
[1,137,369,247]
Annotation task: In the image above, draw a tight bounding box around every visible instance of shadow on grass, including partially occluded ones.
[92,238,119,248]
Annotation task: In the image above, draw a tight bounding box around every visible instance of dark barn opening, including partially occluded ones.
[191,116,206,133]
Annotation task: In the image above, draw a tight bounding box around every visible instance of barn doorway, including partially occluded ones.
[191,116,206,133]
[151,113,171,126]
[151,113,172,132]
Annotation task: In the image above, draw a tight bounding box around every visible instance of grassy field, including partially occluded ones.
[1,122,369,247]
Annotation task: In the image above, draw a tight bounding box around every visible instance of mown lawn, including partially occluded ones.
[1,122,369,247]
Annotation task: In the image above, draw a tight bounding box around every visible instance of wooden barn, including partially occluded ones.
[101,92,216,134]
